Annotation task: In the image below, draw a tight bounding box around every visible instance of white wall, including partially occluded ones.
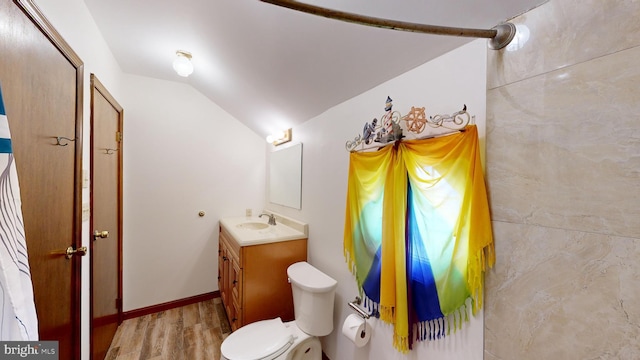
[267,39,488,360]
[120,74,265,311]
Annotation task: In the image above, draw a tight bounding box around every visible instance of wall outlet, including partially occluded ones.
[245,208,252,217]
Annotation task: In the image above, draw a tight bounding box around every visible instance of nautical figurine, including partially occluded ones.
[363,118,378,144]
[375,120,403,144]
[384,96,393,112]
[375,96,403,144]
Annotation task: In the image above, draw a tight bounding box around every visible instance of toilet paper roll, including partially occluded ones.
[342,314,371,347]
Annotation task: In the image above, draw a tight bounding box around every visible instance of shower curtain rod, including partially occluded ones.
[259,0,516,50]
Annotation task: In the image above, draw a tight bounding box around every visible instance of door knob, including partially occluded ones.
[93,230,109,240]
[66,246,88,259]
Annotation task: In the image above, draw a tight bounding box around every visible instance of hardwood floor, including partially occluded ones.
[105,297,231,360]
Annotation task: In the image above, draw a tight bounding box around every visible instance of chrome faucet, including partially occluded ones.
[259,213,277,225]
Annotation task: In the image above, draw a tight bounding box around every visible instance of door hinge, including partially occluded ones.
[116,131,122,142]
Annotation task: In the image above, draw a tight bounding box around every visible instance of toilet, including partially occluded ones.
[220,261,338,360]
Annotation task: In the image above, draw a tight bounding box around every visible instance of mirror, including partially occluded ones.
[269,143,302,209]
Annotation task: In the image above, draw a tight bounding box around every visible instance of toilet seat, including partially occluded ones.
[221,317,294,360]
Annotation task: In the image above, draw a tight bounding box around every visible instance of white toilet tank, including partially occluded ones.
[287,262,337,337]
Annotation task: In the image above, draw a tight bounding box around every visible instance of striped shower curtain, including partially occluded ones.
[344,125,494,352]
[0,84,39,340]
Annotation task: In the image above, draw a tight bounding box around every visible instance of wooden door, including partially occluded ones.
[90,74,123,360]
[0,0,84,358]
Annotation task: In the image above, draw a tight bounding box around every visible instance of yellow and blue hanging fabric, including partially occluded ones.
[344,125,494,352]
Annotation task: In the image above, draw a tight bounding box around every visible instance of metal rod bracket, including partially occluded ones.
[488,22,516,50]
[348,296,370,319]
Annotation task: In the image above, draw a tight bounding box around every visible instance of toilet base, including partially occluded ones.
[285,336,321,360]
[220,320,324,360]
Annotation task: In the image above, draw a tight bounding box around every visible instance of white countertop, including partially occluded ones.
[219,214,308,246]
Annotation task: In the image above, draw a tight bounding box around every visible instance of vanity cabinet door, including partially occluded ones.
[217,240,225,298]
[218,230,234,323]
[219,227,244,330]
[231,258,243,330]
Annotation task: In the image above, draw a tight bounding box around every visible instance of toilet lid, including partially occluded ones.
[221,318,294,360]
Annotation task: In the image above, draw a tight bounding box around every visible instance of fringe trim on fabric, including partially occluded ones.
[363,295,380,318]
[393,333,409,353]
[379,305,395,324]
[467,242,495,315]
[414,316,445,342]
[343,249,366,295]
[343,249,356,278]
[362,295,410,353]
[413,302,470,343]
[348,242,494,350]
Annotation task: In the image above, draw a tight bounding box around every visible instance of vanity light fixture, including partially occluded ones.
[173,50,194,77]
[266,128,292,146]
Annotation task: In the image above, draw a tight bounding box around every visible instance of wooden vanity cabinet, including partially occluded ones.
[218,224,307,331]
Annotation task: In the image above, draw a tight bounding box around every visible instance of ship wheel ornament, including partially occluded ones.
[402,106,428,134]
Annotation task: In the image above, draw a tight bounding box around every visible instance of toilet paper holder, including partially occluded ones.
[348,296,370,320]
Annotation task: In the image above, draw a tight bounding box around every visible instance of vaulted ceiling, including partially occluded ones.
[83,0,544,139]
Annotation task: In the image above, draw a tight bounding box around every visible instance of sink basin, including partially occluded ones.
[220,216,308,246]
[236,222,269,230]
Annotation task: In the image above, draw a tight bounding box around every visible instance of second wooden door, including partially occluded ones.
[90,74,123,360]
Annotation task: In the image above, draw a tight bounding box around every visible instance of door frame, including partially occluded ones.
[13,0,84,358]
[89,74,124,358]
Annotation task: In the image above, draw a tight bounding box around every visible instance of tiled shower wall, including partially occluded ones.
[484,0,640,359]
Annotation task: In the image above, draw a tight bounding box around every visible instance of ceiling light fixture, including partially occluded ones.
[173,50,194,77]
